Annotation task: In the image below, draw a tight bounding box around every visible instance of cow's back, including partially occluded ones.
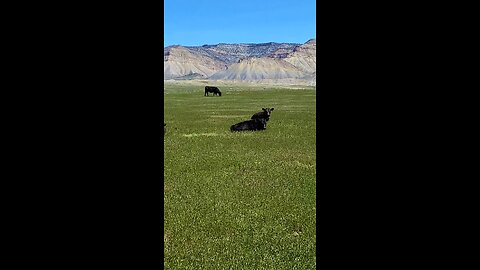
[205,86,219,91]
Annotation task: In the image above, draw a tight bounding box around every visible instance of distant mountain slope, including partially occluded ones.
[164,39,316,84]
[209,57,305,80]
[164,46,226,79]
[187,42,299,65]
[283,39,316,74]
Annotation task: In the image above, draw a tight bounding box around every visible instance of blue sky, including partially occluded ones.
[164,0,316,47]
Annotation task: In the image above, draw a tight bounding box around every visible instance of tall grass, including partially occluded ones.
[164,82,316,269]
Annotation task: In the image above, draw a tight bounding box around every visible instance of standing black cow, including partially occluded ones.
[230,118,267,132]
[251,108,274,121]
[205,86,222,96]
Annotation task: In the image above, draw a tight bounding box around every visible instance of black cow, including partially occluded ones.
[205,86,222,96]
[230,118,267,132]
[251,108,274,121]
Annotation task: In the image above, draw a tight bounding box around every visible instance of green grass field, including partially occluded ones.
[164,82,316,269]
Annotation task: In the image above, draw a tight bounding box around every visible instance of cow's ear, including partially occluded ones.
[271,108,274,111]
[262,108,266,111]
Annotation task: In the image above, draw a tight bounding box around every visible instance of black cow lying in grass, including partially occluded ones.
[251,108,274,121]
[205,86,222,96]
[230,118,267,132]
[164,124,166,135]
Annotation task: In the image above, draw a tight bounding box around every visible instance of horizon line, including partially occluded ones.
[164,38,316,48]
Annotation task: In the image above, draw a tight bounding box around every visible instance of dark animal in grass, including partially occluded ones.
[230,118,267,132]
[251,108,274,121]
[164,124,166,135]
[205,86,222,96]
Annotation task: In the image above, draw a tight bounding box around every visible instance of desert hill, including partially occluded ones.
[164,39,316,85]
[164,46,226,79]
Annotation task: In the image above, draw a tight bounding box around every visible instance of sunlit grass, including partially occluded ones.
[164,82,316,269]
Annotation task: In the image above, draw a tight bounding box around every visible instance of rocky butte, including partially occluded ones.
[164,39,316,85]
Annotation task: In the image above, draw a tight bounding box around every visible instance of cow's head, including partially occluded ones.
[262,108,274,116]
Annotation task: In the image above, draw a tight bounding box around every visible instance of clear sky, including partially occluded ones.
[164,0,316,47]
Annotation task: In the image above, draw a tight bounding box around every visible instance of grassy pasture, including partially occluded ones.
[164,82,316,269]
